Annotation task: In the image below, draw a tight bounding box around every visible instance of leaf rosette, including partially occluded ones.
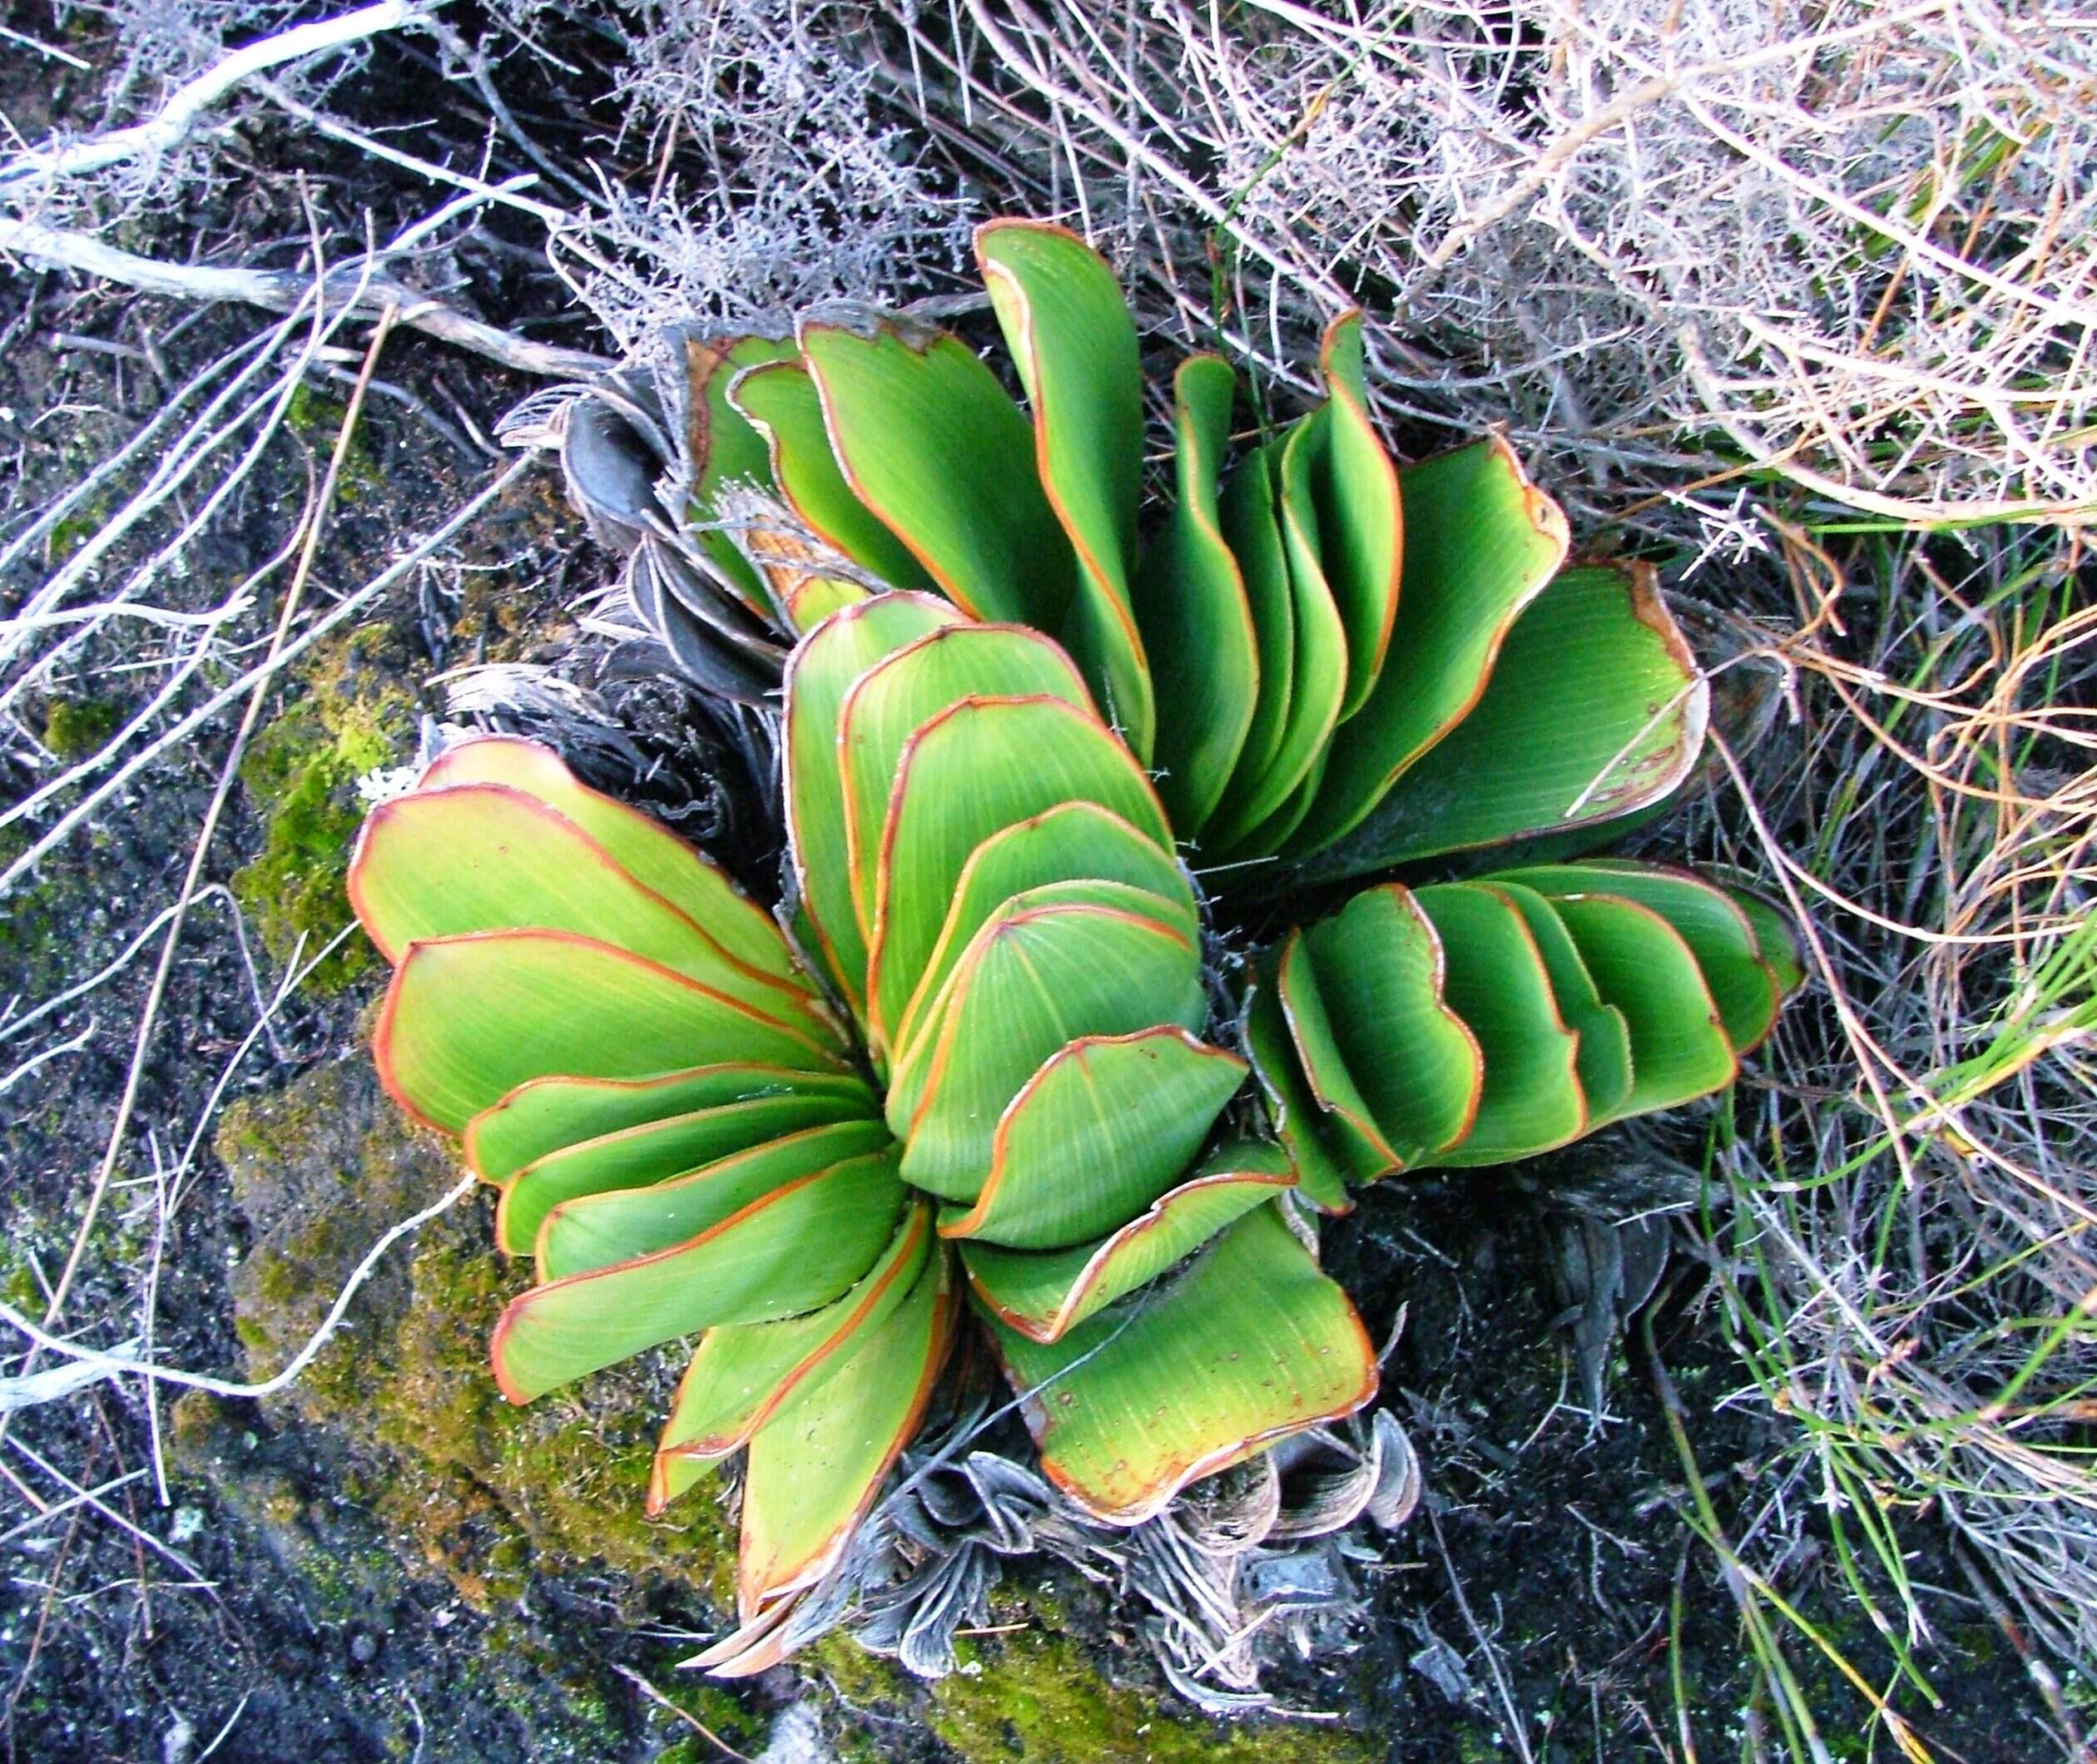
[349,220,1804,1672]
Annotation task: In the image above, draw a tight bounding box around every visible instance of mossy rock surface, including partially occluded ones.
[215,1055,736,1613]
[814,1621,1377,1764]
[231,622,417,994]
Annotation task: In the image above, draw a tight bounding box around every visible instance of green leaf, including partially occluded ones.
[935,1027,1247,1248]
[497,1092,880,1257]
[736,1244,955,1616]
[1243,978,1354,1214]
[1296,563,1706,872]
[1129,355,1258,833]
[962,1142,1291,1341]
[1413,883,1587,1165]
[776,571,871,636]
[491,1146,905,1403]
[797,319,1073,631]
[1544,894,1739,1115]
[886,800,1197,1066]
[870,693,1176,1068]
[350,781,833,1042]
[978,220,1154,761]
[1728,884,1809,1018]
[1216,441,1296,809]
[1291,438,1571,866]
[1269,930,1403,1181]
[784,592,962,1016]
[891,899,1207,1201]
[839,623,1094,949]
[1296,884,1482,1170]
[650,1199,934,1509]
[1500,860,1783,1054]
[1476,880,1634,1126]
[1207,429,1345,851]
[890,882,1197,1132]
[987,1204,1376,1524]
[728,358,934,593]
[419,736,805,988]
[465,1063,873,1187]
[537,1117,895,1278]
[1313,314,1402,721]
[376,930,846,1134]
[687,334,804,616]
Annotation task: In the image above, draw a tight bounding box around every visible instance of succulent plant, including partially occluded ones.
[350,221,1802,1674]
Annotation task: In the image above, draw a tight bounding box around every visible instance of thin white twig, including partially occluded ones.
[0,1175,475,1405]
[0,2,430,187]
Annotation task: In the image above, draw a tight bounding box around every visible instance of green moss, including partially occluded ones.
[216,1058,741,1617]
[653,1680,765,1762]
[231,623,414,992]
[40,696,120,761]
[811,1625,1376,1764]
[286,383,385,506]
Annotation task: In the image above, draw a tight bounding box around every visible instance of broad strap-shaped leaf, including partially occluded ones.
[784,592,962,1016]
[1544,894,1738,1115]
[962,1142,1292,1341]
[891,897,1207,1201]
[736,1246,955,1618]
[776,568,871,636]
[871,693,1177,1066]
[1728,884,1809,1009]
[376,930,845,1134]
[987,1204,1376,1524]
[1269,929,1402,1182]
[537,1117,895,1278]
[935,1028,1247,1248]
[1313,313,1403,721]
[419,736,805,989]
[728,357,933,594]
[796,318,1073,631]
[1216,441,1296,811]
[686,334,803,617]
[1129,355,1258,833]
[1207,429,1344,852]
[839,623,1094,944]
[1244,979,1354,1214]
[491,1146,905,1402]
[1502,860,1786,1053]
[465,1063,873,1187]
[1478,881,1636,1127]
[1296,884,1481,1171]
[1296,563,1707,870]
[498,1096,882,1259]
[888,800,1198,1066]
[350,782,832,1041]
[1291,438,1571,869]
[978,220,1154,760]
[890,879,1196,1130]
[1412,883,1588,1166]
[650,1201,934,1510]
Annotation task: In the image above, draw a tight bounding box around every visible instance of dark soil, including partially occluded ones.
[0,11,2060,1764]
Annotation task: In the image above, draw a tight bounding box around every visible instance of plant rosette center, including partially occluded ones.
[346,220,1802,1675]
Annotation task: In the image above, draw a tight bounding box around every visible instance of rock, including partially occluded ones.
[210,1054,739,1613]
